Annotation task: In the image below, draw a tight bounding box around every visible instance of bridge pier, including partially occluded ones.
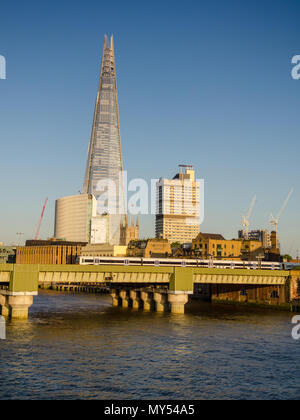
[111,289,120,307]
[168,292,189,314]
[153,291,169,312]
[119,290,131,308]
[140,290,154,311]
[129,290,142,309]
[7,295,34,319]
[0,294,9,317]
[109,288,190,314]
[0,293,34,319]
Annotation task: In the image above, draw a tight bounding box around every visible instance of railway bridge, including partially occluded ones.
[0,264,299,318]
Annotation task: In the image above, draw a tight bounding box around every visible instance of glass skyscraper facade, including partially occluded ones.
[83,35,125,245]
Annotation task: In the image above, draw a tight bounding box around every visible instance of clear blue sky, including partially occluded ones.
[0,0,299,255]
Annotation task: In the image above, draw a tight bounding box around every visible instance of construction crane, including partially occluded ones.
[35,198,48,240]
[16,232,24,246]
[270,188,294,234]
[242,195,257,240]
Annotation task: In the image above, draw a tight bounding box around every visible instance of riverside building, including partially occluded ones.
[155,165,201,243]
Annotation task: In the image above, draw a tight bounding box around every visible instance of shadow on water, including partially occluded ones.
[0,290,299,400]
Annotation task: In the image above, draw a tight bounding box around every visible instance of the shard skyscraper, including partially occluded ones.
[83,35,125,245]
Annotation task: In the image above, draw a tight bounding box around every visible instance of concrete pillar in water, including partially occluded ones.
[153,291,169,312]
[119,290,130,308]
[111,289,120,307]
[0,294,9,317]
[7,295,34,319]
[129,290,142,309]
[168,292,189,314]
[140,290,154,311]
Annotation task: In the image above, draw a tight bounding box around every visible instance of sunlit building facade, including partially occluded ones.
[156,165,201,243]
[54,194,96,243]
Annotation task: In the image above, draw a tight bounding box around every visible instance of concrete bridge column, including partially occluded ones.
[0,294,9,317]
[111,289,120,307]
[168,292,189,314]
[119,290,131,308]
[153,291,169,312]
[129,290,142,309]
[140,290,154,311]
[2,295,34,319]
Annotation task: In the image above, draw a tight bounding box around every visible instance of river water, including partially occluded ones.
[0,290,299,400]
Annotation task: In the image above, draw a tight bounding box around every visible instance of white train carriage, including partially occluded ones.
[79,256,283,270]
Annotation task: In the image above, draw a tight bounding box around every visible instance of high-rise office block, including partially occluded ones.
[156,165,201,243]
[83,35,125,245]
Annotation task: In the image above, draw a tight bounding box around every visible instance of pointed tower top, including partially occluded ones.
[104,34,109,49]
[103,34,114,51]
[110,35,114,51]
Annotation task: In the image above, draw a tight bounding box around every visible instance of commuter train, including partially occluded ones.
[79,256,299,270]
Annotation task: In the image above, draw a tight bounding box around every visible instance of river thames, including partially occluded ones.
[0,290,299,400]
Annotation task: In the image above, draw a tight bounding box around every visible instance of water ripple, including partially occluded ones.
[0,290,299,400]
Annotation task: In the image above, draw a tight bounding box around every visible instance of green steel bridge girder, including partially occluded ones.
[0,264,39,293]
[0,264,291,294]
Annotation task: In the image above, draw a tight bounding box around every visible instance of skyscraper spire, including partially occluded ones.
[83,35,125,245]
